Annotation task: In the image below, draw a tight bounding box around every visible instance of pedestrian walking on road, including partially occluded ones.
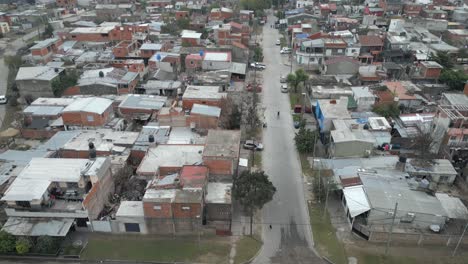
[269,224,272,229]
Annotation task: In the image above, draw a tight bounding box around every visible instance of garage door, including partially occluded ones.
[124,223,140,232]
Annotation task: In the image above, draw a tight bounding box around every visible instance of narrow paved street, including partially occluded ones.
[252,13,324,264]
[0,26,44,127]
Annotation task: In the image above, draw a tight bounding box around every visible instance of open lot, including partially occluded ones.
[81,233,231,263]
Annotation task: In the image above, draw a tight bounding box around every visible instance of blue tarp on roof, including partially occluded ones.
[296,33,309,39]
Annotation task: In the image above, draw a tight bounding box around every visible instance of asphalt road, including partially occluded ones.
[0,26,44,127]
[252,14,324,264]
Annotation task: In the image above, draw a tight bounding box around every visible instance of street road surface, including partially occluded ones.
[251,13,325,264]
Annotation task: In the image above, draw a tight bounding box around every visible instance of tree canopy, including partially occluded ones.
[219,97,241,129]
[0,231,16,253]
[429,51,453,69]
[372,103,400,118]
[51,70,79,97]
[294,126,318,154]
[439,69,468,91]
[287,69,309,93]
[239,0,271,11]
[233,170,276,235]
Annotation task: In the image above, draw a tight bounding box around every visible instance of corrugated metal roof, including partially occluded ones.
[62,97,112,114]
[16,66,62,81]
[23,105,64,116]
[191,104,221,117]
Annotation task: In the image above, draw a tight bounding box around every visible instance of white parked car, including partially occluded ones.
[280,75,287,83]
[0,95,7,104]
[281,84,289,93]
[250,62,266,70]
[280,47,292,54]
[276,39,281,45]
[243,140,264,151]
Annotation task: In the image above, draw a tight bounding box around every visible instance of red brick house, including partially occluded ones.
[446,29,468,44]
[112,40,140,58]
[239,10,254,21]
[118,94,167,119]
[186,104,221,129]
[61,97,113,129]
[56,0,76,9]
[148,0,171,8]
[412,61,443,80]
[358,35,384,63]
[175,11,189,20]
[403,3,422,16]
[202,130,241,179]
[30,38,63,64]
[209,7,233,21]
[182,85,225,109]
[181,30,202,46]
[139,43,166,59]
[185,54,203,71]
[421,9,448,19]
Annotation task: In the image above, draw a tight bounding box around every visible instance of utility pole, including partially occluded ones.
[452,222,468,257]
[317,160,321,203]
[323,179,330,219]
[385,202,398,256]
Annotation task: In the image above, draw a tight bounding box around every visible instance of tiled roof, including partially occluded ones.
[358,35,383,47]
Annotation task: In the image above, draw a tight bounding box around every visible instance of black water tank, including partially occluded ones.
[148,134,155,143]
[399,156,407,163]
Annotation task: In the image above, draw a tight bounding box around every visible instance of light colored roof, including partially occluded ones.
[62,97,112,114]
[15,66,62,81]
[143,188,176,202]
[2,217,74,237]
[116,201,144,217]
[343,185,370,217]
[206,182,232,204]
[62,129,139,152]
[2,178,51,201]
[204,52,230,61]
[191,104,221,117]
[203,130,241,158]
[181,31,202,39]
[406,159,457,176]
[78,68,138,87]
[31,97,76,107]
[140,43,163,50]
[442,93,468,106]
[368,117,391,130]
[1,158,101,201]
[230,62,247,75]
[183,85,225,100]
[119,94,167,111]
[351,86,374,99]
[435,193,468,220]
[23,105,64,116]
[70,26,115,34]
[30,37,60,50]
[137,145,204,175]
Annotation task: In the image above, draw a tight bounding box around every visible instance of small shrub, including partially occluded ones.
[15,237,32,255]
[0,231,16,253]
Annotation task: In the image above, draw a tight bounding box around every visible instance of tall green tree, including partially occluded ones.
[43,22,54,39]
[294,126,317,153]
[287,69,309,93]
[372,103,400,118]
[51,70,79,97]
[253,47,263,62]
[429,51,453,69]
[233,170,276,235]
[439,69,468,91]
